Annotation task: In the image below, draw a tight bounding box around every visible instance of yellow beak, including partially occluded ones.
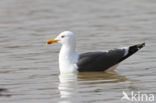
[47,39,58,45]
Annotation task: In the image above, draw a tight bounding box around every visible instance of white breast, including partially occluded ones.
[59,46,79,73]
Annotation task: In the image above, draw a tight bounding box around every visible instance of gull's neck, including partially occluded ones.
[59,43,78,73]
[61,43,76,55]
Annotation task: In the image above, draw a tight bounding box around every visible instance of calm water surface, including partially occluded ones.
[0,0,156,103]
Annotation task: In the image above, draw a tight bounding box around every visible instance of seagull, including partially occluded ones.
[47,31,145,73]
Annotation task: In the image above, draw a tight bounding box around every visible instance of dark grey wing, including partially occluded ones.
[77,42,145,72]
[77,49,125,72]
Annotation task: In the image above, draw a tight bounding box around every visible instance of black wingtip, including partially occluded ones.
[137,42,145,49]
[118,42,145,63]
[127,42,145,56]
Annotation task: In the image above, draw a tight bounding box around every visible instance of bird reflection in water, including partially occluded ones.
[58,73,79,103]
[78,71,127,83]
[58,71,127,103]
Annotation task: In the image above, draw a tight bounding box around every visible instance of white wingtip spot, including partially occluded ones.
[121,47,129,56]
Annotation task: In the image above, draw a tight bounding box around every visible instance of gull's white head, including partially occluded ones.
[47,31,79,73]
[47,31,76,46]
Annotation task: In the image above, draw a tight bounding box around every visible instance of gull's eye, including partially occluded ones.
[61,35,65,38]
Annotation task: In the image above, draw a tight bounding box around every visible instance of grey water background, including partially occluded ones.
[0,0,156,103]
